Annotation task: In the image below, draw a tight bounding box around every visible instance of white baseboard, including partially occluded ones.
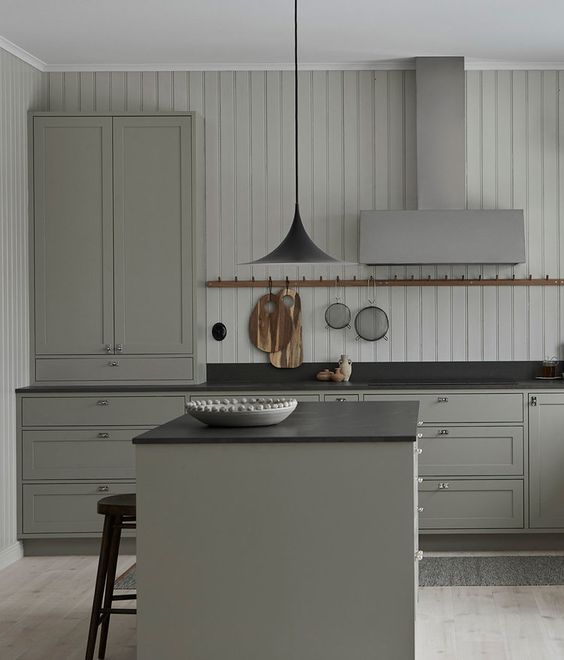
[0,542,23,571]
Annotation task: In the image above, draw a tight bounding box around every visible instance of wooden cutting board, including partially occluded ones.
[270,289,303,369]
[249,291,293,353]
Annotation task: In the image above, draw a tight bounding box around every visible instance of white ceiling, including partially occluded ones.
[1,0,564,71]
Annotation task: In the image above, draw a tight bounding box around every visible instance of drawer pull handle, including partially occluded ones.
[418,507,424,513]
[416,447,423,455]
[417,477,424,484]
[108,361,120,367]
[415,550,424,561]
[438,429,449,435]
[336,398,347,402]
[438,482,450,490]
[97,485,110,493]
[530,396,537,407]
[97,400,110,406]
[98,432,110,439]
[437,397,449,403]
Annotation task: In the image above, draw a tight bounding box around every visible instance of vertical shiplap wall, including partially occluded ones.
[0,50,47,563]
[48,69,564,363]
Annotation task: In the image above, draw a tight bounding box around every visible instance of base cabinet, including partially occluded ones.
[17,387,564,539]
[17,392,185,540]
[529,393,564,528]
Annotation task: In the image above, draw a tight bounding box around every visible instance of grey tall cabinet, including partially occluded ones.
[31,113,205,384]
[529,393,564,528]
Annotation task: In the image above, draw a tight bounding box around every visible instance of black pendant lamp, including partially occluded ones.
[245,0,341,265]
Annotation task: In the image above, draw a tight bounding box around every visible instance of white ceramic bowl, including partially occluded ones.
[186,397,298,427]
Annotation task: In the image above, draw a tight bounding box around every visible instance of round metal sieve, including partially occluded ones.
[325,301,351,329]
[354,305,389,341]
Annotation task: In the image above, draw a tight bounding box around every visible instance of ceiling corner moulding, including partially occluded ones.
[43,59,416,73]
[0,35,45,71]
[466,59,564,70]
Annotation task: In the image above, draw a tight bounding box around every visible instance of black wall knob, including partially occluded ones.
[212,322,227,341]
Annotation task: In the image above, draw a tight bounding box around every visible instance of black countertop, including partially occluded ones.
[133,401,420,444]
[15,378,564,393]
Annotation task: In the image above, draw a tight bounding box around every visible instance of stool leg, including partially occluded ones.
[85,514,113,660]
[97,514,123,659]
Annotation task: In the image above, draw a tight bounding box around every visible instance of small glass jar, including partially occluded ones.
[542,357,559,378]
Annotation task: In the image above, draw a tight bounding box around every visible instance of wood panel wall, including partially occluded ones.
[0,49,48,564]
[48,69,564,364]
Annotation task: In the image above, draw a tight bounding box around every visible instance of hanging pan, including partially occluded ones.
[325,277,351,330]
[354,277,389,341]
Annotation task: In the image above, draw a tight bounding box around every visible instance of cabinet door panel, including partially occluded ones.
[22,429,141,480]
[23,483,135,534]
[418,479,524,530]
[34,117,114,355]
[419,426,524,476]
[529,394,564,528]
[113,116,193,354]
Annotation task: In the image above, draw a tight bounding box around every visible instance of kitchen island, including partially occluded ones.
[134,401,420,660]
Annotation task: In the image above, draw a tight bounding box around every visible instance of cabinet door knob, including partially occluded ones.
[417,477,424,484]
[108,361,119,367]
[416,447,423,455]
[418,506,424,513]
[104,344,113,353]
[417,433,423,439]
[438,429,449,435]
[98,432,110,439]
[415,550,424,561]
[115,344,123,352]
[438,482,450,489]
[530,396,537,407]
[437,396,449,403]
[97,400,110,406]
[96,485,109,493]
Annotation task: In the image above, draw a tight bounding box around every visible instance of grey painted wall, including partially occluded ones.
[47,70,564,363]
[0,49,48,564]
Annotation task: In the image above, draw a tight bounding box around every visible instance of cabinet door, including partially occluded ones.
[529,393,564,528]
[113,116,193,354]
[33,117,114,355]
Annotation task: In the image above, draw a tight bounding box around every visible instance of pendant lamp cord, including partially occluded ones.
[294,0,299,207]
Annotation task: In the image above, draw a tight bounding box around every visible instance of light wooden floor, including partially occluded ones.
[0,556,136,660]
[3,556,564,659]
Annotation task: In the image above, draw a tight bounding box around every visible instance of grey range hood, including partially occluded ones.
[359,57,525,265]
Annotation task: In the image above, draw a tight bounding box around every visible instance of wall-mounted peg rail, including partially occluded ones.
[207,276,564,288]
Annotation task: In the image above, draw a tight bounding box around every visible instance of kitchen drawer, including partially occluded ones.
[22,429,144,480]
[323,394,360,402]
[22,483,136,534]
[418,426,524,476]
[35,356,193,382]
[418,479,524,530]
[21,395,185,427]
[364,393,523,423]
[188,393,321,403]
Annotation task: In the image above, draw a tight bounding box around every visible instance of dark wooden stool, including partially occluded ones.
[85,494,136,660]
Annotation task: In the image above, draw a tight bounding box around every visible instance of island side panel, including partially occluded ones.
[136,441,416,660]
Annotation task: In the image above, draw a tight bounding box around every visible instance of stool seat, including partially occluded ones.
[97,494,136,517]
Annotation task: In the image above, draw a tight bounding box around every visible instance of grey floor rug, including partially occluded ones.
[115,563,136,590]
[115,556,564,590]
[419,555,564,587]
